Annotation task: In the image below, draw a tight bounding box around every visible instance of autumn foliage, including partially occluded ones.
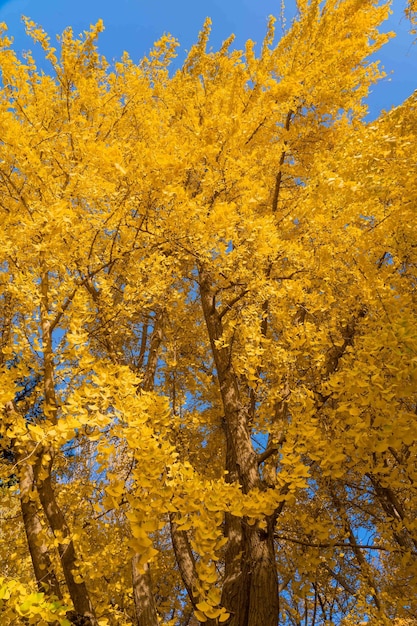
[0,1,416,625]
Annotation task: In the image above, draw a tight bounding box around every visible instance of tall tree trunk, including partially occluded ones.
[198,267,279,626]
[35,457,98,625]
[237,519,279,626]
[170,514,197,603]
[132,560,159,626]
[84,282,162,626]
[169,514,217,626]
[37,267,97,625]
[18,454,62,599]
[3,401,61,599]
[131,309,164,626]
[220,448,244,619]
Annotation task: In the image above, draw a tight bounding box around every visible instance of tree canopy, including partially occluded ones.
[0,1,416,625]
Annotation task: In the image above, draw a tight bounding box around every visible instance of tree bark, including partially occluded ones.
[132,559,159,626]
[18,455,62,599]
[131,309,164,626]
[198,266,279,626]
[38,266,97,625]
[169,514,217,626]
[3,400,62,600]
[35,460,98,625]
[170,514,197,602]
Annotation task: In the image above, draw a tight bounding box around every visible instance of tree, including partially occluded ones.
[0,1,416,625]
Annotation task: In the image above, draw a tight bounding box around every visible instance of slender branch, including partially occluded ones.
[218,289,249,319]
[257,436,285,465]
[322,565,356,596]
[51,258,121,332]
[244,116,267,145]
[271,109,294,214]
[274,534,406,552]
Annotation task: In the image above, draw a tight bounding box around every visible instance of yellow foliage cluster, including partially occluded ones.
[0,1,416,625]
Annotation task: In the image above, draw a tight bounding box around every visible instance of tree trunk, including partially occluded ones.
[237,520,278,626]
[170,514,197,602]
[35,459,98,625]
[132,559,159,626]
[220,452,244,619]
[38,267,97,625]
[198,267,279,626]
[169,514,217,626]
[18,456,62,599]
[131,310,164,626]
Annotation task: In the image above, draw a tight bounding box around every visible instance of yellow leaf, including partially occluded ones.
[194,610,207,622]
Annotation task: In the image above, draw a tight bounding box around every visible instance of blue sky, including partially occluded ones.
[0,0,415,120]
